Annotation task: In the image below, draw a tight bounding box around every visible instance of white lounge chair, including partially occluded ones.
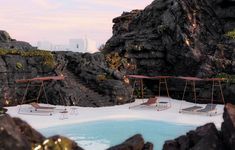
[179,105,203,113]
[196,104,217,116]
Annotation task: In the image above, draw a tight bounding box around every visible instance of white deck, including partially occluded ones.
[6,97,224,129]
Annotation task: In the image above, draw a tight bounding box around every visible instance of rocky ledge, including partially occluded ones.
[0,114,83,150]
[163,103,235,150]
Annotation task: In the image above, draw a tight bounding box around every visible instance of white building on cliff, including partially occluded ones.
[37,38,98,53]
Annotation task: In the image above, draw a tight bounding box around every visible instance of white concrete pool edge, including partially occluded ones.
[6,97,224,130]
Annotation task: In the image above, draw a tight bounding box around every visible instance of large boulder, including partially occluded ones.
[0,114,83,150]
[221,103,235,150]
[107,134,153,150]
[0,30,33,50]
[0,114,31,150]
[12,117,45,144]
[0,30,12,42]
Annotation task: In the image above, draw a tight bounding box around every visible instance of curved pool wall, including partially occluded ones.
[40,120,196,150]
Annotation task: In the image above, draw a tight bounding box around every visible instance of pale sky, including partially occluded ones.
[0,0,153,47]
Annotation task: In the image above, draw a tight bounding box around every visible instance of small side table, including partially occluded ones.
[70,107,78,115]
[59,110,68,120]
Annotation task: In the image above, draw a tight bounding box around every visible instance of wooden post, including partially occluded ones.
[192,81,197,104]
[211,80,215,104]
[21,82,30,105]
[42,81,49,104]
[141,79,144,98]
[158,79,161,96]
[218,80,225,104]
[164,78,170,97]
[36,82,43,103]
[182,80,188,100]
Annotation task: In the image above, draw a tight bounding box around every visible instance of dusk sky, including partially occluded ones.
[0,0,153,47]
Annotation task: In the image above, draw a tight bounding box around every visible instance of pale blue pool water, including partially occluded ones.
[40,120,195,150]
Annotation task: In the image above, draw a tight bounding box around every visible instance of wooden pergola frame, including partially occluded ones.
[16,76,65,105]
[127,75,226,105]
[178,77,226,111]
[126,75,172,99]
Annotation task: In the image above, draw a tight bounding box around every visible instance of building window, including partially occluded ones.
[76,44,79,49]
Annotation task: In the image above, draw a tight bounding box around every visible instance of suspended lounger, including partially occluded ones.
[178,77,203,114]
[140,97,157,106]
[129,97,157,108]
[179,105,203,113]
[196,104,217,116]
[31,102,56,111]
[16,75,65,115]
[29,102,56,116]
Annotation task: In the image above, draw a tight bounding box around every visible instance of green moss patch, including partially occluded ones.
[225,29,235,39]
[0,48,55,68]
[214,73,235,83]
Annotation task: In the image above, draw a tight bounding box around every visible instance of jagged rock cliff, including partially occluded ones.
[0,31,132,107]
[104,0,235,103]
[51,51,132,107]
[104,0,235,77]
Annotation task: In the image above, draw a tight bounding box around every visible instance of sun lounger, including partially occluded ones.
[179,106,202,113]
[129,97,157,108]
[140,97,157,106]
[31,102,56,111]
[196,104,217,116]
[19,109,54,116]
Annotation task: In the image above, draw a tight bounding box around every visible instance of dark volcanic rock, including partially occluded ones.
[163,123,223,150]
[52,51,132,107]
[0,30,12,42]
[13,117,45,144]
[0,54,55,106]
[107,134,153,150]
[0,114,31,150]
[0,114,83,150]
[212,0,235,32]
[221,103,235,150]
[104,0,235,103]
[104,0,234,77]
[0,30,33,50]
[0,107,7,115]
[163,103,235,150]
[0,31,132,107]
